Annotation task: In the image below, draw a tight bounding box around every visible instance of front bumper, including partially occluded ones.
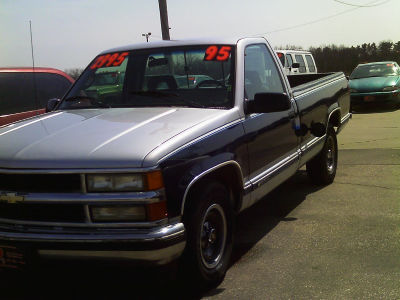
[0,222,186,265]
[350,91,400,107]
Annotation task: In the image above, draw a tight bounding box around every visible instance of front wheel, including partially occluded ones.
[306,126,338,185]
[181,181,233,288]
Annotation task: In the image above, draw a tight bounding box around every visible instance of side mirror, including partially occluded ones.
[246,93,291,114]
[46,98,60,112]
[291,63,300,69]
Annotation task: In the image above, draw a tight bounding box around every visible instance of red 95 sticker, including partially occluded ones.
[204,46,232,61]
[90,52,129,69]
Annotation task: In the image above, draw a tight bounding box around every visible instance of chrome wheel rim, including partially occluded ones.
[200,203,227,269]
[326,136,336,174]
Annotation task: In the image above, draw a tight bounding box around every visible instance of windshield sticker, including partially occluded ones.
[204,46,232,61]
[90,52,129,69]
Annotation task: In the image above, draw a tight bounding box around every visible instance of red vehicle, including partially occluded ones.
[0,67,74,126]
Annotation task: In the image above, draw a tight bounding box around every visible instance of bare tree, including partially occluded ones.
[64,68,84,80]
[274,45,303,50]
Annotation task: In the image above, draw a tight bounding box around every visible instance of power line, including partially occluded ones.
[333,0,390,7]
[251,0,390,36]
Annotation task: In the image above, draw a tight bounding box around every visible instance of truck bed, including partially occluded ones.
[288,72,345,93]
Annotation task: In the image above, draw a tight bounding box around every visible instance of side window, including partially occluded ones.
[295,55,306,73]
[35,73,72,107]
[0,72,36,115]
[286,54,293,68]
[305,55,316,72]
[244,44,285,100]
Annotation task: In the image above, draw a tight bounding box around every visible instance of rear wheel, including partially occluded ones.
[181,181,233,289]
[306,126,338,185]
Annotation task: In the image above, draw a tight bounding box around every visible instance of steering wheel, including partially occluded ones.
[195,80,224,88]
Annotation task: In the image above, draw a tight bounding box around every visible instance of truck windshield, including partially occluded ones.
[350,63,399,79]
[59,45,235,110]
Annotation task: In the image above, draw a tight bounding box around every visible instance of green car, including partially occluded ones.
[85,71,125,100]
[349,61,400,110]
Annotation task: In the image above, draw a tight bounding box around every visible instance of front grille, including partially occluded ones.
[0,203,86,223]
[0,174,82,193]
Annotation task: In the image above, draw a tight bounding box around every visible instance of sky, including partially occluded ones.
[1,0,399,71]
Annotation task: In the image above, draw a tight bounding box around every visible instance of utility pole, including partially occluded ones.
[142,32,151,42]
[158,0,170,40]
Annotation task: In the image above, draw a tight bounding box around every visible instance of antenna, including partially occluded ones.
[30,20,39,112]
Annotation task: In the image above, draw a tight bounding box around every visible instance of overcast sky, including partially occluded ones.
[1,0,399,70]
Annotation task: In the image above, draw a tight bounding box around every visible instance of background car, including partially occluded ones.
[349,61,400,110]
[85,71,125,101]
[174,74,215,88]
[0,67,74,126]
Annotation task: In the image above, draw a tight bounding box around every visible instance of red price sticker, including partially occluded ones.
[90,52,129,69]
[204,46,232,61]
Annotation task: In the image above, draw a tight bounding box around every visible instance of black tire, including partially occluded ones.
[181,181,233,289]
[306,126,338,185]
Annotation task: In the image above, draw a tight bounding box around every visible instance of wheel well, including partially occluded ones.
[183,164,243,215]
[328,109,341,127]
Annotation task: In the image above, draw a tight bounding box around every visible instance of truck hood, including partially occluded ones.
[349,76,400,92]
[0,107,235,169]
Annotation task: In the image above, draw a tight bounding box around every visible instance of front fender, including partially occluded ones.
[161,153,244,218]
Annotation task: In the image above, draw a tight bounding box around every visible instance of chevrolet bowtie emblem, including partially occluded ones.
[0,192,25,204]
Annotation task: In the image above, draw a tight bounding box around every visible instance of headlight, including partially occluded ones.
[90,201,167,222]
[382,86,398,92]
[91,205,146,222]
[86,171,163,192]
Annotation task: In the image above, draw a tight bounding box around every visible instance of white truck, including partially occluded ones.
[276,50,318,75]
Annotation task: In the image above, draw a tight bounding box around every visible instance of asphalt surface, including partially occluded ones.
[1,107,399,299]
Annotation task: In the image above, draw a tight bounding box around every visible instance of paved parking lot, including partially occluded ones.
[1,108,399,299]
[208,108,400,299]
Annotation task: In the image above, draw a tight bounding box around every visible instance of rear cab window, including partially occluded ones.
[0,72,72,116]
[305,55,316,72]
[295,55,306,73]
[286,54,293,68]
[60,45,235,110]
[0,72,71,115]
[0,73,35,115]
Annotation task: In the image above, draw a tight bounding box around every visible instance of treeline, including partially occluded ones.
[64,68,84,80]
[309,41,400,75]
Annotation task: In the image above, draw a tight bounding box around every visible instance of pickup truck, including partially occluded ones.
[0,37,351,287]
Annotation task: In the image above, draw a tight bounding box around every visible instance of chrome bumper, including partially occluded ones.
[0,222,186,265]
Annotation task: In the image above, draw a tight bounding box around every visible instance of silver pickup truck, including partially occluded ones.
[0,37,350,287]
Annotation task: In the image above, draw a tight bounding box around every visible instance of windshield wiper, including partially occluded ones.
[63,95,111,108]
[64,95,97,102]
[173,98,206,108]
[130,91,179,97]
[131,91,207,108]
